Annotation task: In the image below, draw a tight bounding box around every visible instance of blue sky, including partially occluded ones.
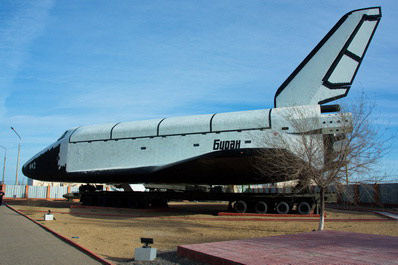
[0,0,397,185]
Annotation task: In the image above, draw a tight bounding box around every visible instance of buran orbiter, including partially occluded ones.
[23,7,381,185]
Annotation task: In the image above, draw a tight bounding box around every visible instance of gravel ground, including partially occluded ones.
[7,200,396,264]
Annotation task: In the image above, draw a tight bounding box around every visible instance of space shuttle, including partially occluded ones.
[23,7,381,185]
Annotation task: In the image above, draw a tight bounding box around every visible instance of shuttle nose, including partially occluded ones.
[22,159,37,178]
[22,143,64,181]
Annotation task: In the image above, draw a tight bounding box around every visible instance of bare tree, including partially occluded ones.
[254,95,388,230]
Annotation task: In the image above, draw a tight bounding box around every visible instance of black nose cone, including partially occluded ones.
[22,160,36,178]
[23,144,66,181]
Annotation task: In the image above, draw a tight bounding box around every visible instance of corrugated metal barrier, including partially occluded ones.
[379,183,398,205]
[340,183,398,206]
[71,186,80,193]
[4,185,26,198]
[50,186,68,199]
[1,185,70,200]
[243,183,398,206]
[28,186,47,199]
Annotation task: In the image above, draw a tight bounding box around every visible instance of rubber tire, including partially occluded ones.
[234,200,248,213]
[276,201,290,214]
[297,201,311,215]
[254,201,268,214]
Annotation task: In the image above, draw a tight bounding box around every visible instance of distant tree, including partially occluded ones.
[254,95,389,230]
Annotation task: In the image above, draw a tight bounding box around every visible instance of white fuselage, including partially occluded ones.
[23,104,349,184]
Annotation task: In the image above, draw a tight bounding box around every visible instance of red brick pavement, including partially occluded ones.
[177,231,398,265]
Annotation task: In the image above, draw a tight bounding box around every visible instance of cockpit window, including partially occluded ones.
[57,131,68,141]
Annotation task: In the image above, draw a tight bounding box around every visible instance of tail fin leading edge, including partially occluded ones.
[274,7,381,108]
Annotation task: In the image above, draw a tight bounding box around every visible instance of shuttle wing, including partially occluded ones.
[274,7,381,108]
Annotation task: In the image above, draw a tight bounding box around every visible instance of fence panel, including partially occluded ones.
[70,186,80,193]
[340,185,355,203]
[379,183,398,205]
[5,185,25,198]
[49,186,68,199]
[29,186,48,199]
[359,185,374,203]
[327,186,337,193]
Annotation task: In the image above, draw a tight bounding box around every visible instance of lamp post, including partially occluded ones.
[0,145,5,184]
[11,127,21,185]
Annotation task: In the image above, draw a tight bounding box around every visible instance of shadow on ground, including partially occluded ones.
[4,199,80,208]
[105,250,204,265]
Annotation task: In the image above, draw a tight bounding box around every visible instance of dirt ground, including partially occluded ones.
[6,200,398,263]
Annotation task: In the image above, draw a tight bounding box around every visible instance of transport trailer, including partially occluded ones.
[79,189,318,215]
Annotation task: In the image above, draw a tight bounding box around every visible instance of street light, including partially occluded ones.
[0,145,5,184]
[11,127,21,185]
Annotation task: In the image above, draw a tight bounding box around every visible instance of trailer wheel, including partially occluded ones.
[254,201,268,214]
[234,200,247,213]
[297,201,311,215]
[276,201,289,214]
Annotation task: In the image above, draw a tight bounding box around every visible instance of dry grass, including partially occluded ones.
[7,200,398,262]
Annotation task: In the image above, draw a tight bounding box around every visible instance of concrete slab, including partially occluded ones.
[375,211,398,220]
[178,231,398,265]
[0,205,103,265]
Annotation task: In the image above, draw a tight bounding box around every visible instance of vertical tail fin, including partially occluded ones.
[274,7,381,108]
